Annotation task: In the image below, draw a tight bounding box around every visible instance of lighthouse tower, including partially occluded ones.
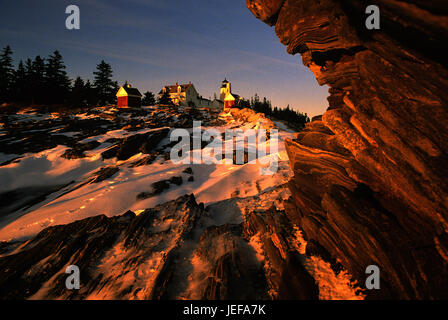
[220,78,231,101]
[219,78,239,108]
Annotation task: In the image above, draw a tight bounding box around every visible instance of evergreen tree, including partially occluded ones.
[93,60,116,106]
[240,99,251,108]
[69,76,86,108]
[84,80,97,106]
[25,58,33,75]
[45,50,70,104]
[24,58,34,103]
[249,93,309,130]
[14,60,28,102]
[142,91,155,106]
[112,80,119,103]
[0,45,14,103]
[158,90,172,105]
[30,56,46,104]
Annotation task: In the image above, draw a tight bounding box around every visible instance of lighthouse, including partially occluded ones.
[220,78,240,108]
[220,78,231,101]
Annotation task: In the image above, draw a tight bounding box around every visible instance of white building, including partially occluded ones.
[159,82,223,110]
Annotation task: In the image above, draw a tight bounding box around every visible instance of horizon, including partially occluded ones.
[0,0,329,117]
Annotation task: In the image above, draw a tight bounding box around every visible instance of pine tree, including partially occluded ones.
[23,58,33,103]
[30,56,46,104]
[69,76,85,108]
[14,60,27,102]
[112,80,119,104]
[0,45,14,103]
[84,80,97,106]
[93,60,116,106]
[45,50,70,104]
[142,91,155,106]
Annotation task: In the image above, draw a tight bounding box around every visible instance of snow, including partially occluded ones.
[0,145,103,194]
[0,107,364,300]
[273,120,296,133]
[290,226,365,300]
[0,152,22,165]
[0,118,293,241]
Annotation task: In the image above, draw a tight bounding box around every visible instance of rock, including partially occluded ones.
[0,131,76,155]
[101,128,169,161]
[0,241,21,256]
[0,184,73,219]
[152,180,170,194]
[61,148,85,159]
[248,0,448,299]
[243,207,319,299]
[137,175,185,200]
[91,166,119,184]
[221,108,275,130]
[137,180,171,200]
[188,176,194,182]
[128,154,158,167]
[61,141,101,159]
[0,194,204,299]
[101,145,119,160]
[246,0,285,26]
[182,167,193,175]
[0,156,22,166]
[168,176,183,186]
[194,224,270,300]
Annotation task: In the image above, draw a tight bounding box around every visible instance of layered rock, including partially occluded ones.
[248,0,448,299]
[0,193,318,300]
[0,195,204,299]
[101,128,169,161]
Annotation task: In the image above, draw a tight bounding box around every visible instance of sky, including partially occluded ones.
[0,0,329,117]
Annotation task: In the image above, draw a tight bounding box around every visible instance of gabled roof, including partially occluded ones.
[224,92,241,101]
[117,84,142,97]
[124,86,142,97]
[159,83,193,94]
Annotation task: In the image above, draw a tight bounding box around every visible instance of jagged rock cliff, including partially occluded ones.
[247,0,448,299]
[0,193,319,300]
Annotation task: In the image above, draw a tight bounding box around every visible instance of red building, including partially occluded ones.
[220,79,241,108]
[116,83,142,108]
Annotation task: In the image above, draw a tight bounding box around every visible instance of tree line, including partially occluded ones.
[242,93,310,130]
[0,45,119,108]
[0,44,311,127]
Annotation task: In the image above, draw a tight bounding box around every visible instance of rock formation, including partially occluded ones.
[247,0,448,299]
[0,193,319,300]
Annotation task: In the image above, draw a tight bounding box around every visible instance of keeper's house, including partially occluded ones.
[116,83,142,108]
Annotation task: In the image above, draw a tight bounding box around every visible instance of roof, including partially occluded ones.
[224,92,241,101]
[222,78,229,83]
[159,83,193,94]
[116,85,142,97]
[124,87,142,97]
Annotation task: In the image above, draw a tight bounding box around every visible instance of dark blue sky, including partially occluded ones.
[0,0,328,117]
